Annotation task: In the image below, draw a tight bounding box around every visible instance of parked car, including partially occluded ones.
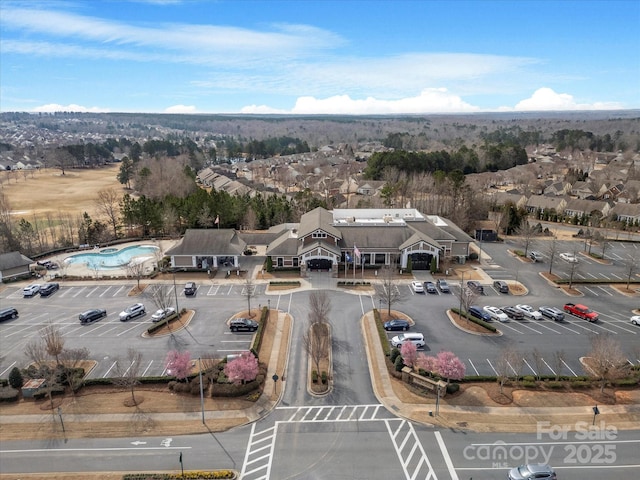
[390,332,425,348]
[424,281,437,294]
[501,306,525,321]
[539,306,565,321]
[229,318,259,332]
[0,307,19,322]
[466,280,484,294]
[79,309,107,324]
[411,281,424,293]
[468,305,492,322]
[151,307,176,323]
[563,303,598,322]
[529,251,543,262]
[508,463,556,480]
[383,319,410,331]
[516,304,543,320]
[23,284,41,297]
[493,280,509,294]
[436,279,450,293]
[184,282,197,296]
[37,260,58,270]
[483,306,509,322]
[119,303,146,321]
[39,282,60,297]
[559,252,578,263]
[631,315,640,326]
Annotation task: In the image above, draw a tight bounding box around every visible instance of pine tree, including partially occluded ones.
[8,366,23,389]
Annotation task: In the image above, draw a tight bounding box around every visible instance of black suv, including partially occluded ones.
[493,280,509,294]
[0,307,19,322]
[466,280,484,294]
[79,309,107,324]
[39,283,60,297]
[184,282,197,296]
[229,318,259,332]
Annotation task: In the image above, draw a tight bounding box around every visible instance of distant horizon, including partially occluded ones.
[2,0,639,115]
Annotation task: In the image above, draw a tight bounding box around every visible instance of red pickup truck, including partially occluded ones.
[563,303,599,322]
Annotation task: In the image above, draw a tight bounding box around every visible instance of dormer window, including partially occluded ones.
[312,231,327,239]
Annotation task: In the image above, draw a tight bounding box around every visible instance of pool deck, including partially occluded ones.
[43,239,180,280]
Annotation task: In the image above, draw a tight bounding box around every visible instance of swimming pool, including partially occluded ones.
[64,245,159,269]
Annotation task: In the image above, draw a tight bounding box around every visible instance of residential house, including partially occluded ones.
[525,195,567,216]
[610,203,640,225]
[563,198,612,220]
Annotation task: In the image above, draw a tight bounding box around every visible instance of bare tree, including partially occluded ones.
[515,220,537,258]
[495,347,520,394]
[59,347,90,396]
[583,334,629,393]
[94,188,122,239]
[457,285,478,322]
[375,262,404,316]
[125,259,147,290]
[113,348,144,406]
[147,284,176,312]
[543,235,560,275]
[623,255,638,289]
[24,339,48,368]
[40,322,64,366]
[50,148,76,176]
[243,277,257,317]
[566,256,581,290]
[553,350,566,381]
[303,291,332,375]
[530,348,545,381]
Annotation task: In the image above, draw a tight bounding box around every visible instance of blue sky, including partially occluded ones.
[1,0,639,114]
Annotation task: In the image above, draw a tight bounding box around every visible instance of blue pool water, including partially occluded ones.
[65,245,159,269]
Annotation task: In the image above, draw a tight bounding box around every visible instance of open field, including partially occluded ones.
[1,165,123,217]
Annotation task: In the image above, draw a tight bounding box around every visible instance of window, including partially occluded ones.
[312,230,327,238]
[277,257,284,267]
[293,257,299,267]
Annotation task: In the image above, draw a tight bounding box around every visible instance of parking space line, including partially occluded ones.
[100,286,113,297]
[541,358,556,376]
[0,361,17,378]
[102,361,118,378]
[467,358,479,376]
[552,322,582,334]
[561,359,578,376]
[207,285,221,295]
[610,273,623,280]
[583,286,600,296]
[86,286,101,297]
[72,287,87,298]
[112,285,126,296]
[530,321,563,335]
[226,285,233,295]
[141,360,154,376]
[485,359,498,375]
[522,358,536,376]
[117,322,145,336]
[497,322,526,334]
[597,286,614,296]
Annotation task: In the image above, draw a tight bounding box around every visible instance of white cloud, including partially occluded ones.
[511,87,624,111]
[164,104,197,113]
[242,88,479,115]
[32,103,109,113]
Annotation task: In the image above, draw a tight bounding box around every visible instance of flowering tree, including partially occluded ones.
[415,354,438,373]
[436,351,466,384]
[400,341,417,368]
[224,351,259,385]
[165,350,191,381]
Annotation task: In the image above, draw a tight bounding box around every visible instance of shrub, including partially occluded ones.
[571,381,591,389]
[389,347,401,364]
[522,380,537,388]
[394,355,405,372]
[312,370,318,383]
[321,371,328,384]
[8,367,23,389]
[546,381,564,389]
[612,378,639,387]
[523,375,536,383]
[446,383,460,394]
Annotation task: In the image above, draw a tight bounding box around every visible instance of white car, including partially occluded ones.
[559,252,578,263]
[483,306,510,322]
[516,304,543,320]
[151,307,176,323]
[119,303,146,321]
[23,284,42,297]
[411,281,424,293]
[631,316,640,326]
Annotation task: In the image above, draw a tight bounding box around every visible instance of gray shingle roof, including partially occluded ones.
[166,229,246,256]
[297,206,342,239]
[0,251,33,270]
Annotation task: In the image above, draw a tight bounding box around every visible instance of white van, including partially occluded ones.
[390,332,425,349]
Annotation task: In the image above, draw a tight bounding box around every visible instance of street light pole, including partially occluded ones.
[172,270,180,313]
[57,406,65,433]
[199,357,205,424]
